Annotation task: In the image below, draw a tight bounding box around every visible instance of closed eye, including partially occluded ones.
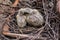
[23,12,29,15]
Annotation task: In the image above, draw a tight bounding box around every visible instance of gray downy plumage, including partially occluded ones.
[16,8,44,27]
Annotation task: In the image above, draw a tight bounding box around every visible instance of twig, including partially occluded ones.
[12,0,19,7]
[3,32,34,38]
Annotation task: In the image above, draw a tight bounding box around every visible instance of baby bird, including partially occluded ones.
[16,8,44,27]
[26,9,44,26]
[16,10,26,27]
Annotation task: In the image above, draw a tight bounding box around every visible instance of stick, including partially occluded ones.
[3,31,34,38]
[12,0,19,7]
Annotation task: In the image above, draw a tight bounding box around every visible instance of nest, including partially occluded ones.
[0,0,60,40]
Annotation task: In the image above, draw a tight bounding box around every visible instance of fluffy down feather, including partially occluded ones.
[16,8,44,27]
